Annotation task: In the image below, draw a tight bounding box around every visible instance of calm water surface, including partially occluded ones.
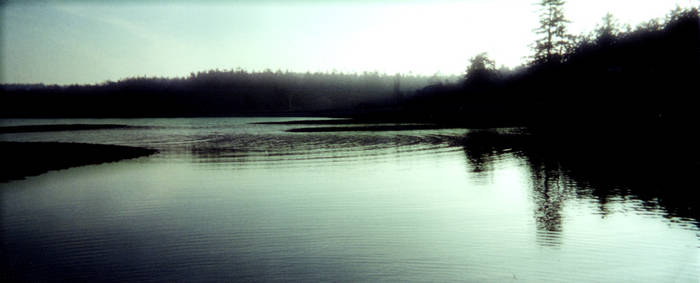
[1,118,699,282]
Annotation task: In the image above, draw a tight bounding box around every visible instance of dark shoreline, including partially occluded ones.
[0,124,135,134]
[253,119,357,125]
[286,124,460,132]
[0,142,157,182]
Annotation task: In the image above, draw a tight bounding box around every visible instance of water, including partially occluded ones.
[1,118,699,282]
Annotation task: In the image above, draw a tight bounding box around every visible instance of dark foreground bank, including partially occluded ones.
[0,124,133,134]
[0,142,157,182]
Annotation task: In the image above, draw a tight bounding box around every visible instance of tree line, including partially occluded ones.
[1,3,697,121]
[1,70,457,118]
[402,4,700,128]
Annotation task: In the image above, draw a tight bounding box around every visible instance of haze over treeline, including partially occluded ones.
[1,70,456,117]
[6,0,690,84]
[1,5,698,121]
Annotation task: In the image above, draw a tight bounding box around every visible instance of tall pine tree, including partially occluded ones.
[533,0,571,64]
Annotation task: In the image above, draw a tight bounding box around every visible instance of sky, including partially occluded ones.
[1,0,697,84]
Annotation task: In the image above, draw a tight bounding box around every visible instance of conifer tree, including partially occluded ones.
[533,0,571,64]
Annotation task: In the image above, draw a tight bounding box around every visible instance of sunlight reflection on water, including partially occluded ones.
[1,118,698,282]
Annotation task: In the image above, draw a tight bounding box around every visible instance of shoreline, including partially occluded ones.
[285,124,461,132]
[0,124,135,134]
[0,141,157,182]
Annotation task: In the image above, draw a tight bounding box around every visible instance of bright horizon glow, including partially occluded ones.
[1,0,697,84]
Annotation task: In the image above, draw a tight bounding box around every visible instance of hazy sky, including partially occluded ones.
[1,0,696,84]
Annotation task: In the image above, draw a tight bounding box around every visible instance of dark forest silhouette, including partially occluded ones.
[1,6,698,126]
[1,70,453,118]
[402,6,700,128]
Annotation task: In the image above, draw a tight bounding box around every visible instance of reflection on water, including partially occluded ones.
[462,130,570,246]
[530,164,568,246]
[462,129,700,247]
[1,118,699,281]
